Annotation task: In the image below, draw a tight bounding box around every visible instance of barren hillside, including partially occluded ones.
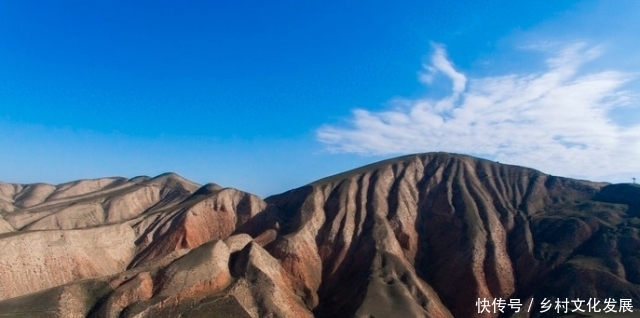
[0,153,638,317]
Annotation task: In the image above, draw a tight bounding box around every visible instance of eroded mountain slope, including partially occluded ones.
[0,152,638,318]
[261,153,639,318]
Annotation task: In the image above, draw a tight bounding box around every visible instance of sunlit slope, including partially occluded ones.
[0,152,638,318]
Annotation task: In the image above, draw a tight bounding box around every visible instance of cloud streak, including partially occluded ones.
[317,42,640,182]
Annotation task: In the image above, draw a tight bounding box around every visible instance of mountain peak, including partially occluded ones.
[0,154,638,318]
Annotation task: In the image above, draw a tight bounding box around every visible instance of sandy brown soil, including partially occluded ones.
[0,153,638,317]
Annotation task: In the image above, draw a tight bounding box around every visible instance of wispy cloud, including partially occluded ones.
[317,42,640,182]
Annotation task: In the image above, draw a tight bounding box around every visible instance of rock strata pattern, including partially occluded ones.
[0,153,638,318]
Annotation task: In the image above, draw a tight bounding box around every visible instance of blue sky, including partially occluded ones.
[1,1,639,197]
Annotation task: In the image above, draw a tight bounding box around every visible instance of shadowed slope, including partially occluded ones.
[0,153,638,318]
[264,153,638,318]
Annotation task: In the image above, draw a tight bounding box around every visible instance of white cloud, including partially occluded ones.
[419,43,467,97]
[317,42,640,182]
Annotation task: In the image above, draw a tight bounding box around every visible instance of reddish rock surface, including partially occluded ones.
[0,153,638,317]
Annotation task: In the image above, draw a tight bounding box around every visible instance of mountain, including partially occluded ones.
[0,152,638,317]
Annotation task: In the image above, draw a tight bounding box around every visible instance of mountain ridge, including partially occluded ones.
[0,152,638,318]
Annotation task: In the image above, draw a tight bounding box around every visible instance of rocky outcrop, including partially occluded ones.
[0,234,312,318]
[129,187,267,268]
[0,153,638,317]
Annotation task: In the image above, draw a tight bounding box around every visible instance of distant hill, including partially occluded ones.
[0,152,638,318]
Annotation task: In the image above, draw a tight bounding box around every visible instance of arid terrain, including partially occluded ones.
[0,152,638,317]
